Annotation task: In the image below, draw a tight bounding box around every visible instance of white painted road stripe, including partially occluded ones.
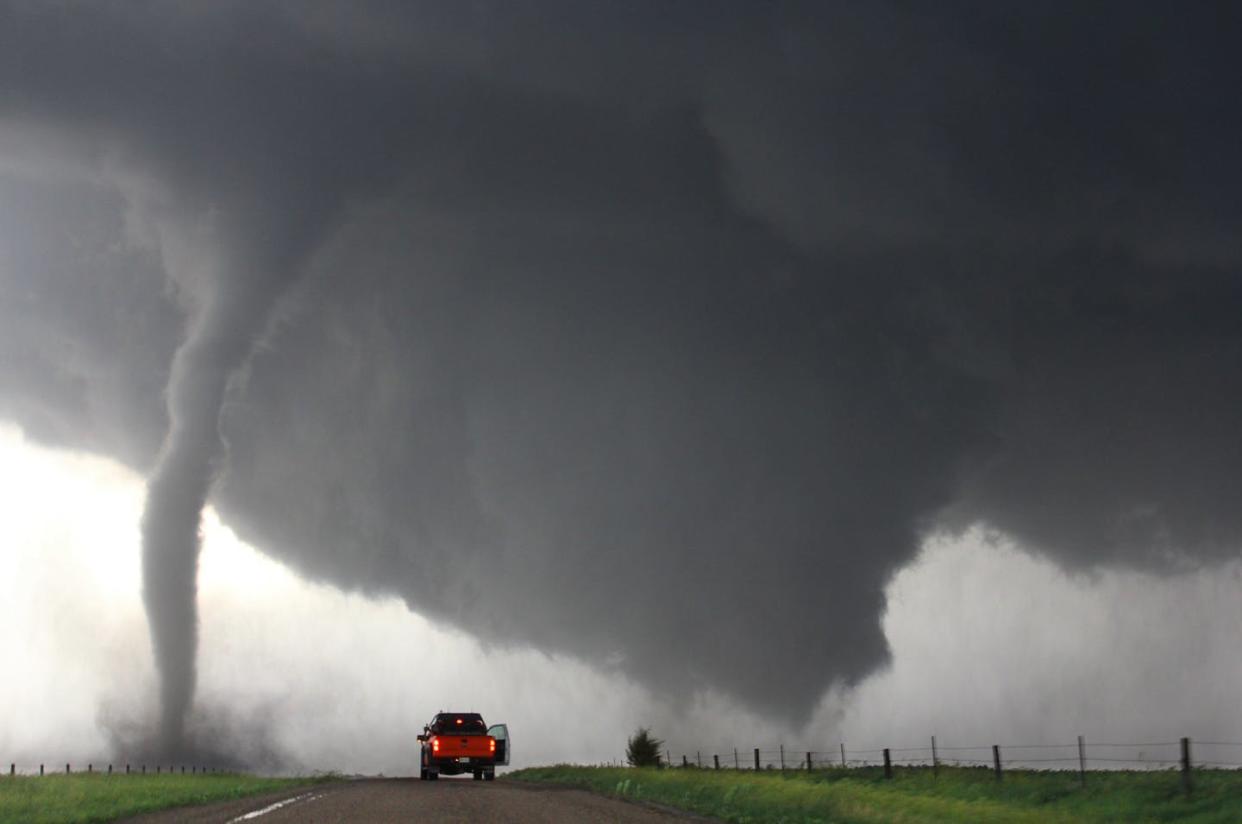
[226,791,326,822]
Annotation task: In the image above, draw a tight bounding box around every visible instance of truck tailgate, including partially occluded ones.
[433,734,494,759]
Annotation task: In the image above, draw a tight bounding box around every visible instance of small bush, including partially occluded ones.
[626,727,665,768]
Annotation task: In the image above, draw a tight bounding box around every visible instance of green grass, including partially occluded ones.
[0,771,339,824]
[508,765,1242,823]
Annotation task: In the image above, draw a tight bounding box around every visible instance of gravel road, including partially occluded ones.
[116,777,711,823]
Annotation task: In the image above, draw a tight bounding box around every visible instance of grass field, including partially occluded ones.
[0,772,338,824]
[509,765,1242,823]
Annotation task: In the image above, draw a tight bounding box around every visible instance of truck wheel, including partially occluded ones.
[485,770,495,781]
[473,769,482,780]
[428,770,439,781]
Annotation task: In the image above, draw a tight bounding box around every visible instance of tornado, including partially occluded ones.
[140,241,311,755]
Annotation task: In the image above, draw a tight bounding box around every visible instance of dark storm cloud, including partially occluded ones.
[2,0,1242,740]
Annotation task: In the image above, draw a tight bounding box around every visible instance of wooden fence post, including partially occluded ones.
[806,751,812,772]
[883,748,892,779]
[1078,735,1086,787]
[696,752,702,768]
[931,736,938,778]
[780,745,785,770]
[88,764,92,773]
[734,748,739,769]
[66,764,70,775]
[1181,737,1192,797]
[714,754,720,770]
[753,748,760,770]
[40,765,43,776]
[9,764,13,777]
[682,755,688,768]
[840,743,847,768]
[126,764,130,775]
[992,745,1002,781]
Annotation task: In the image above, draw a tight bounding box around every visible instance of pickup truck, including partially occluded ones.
[417,712,510,780]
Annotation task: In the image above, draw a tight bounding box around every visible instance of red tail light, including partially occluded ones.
[431,737,440,754]
[489,737,496,753]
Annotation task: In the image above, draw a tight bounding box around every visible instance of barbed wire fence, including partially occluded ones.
[4,762,226,777]
[649,736,1242,796]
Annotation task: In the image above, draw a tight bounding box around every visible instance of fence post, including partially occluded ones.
[806,751,812,772]
[40,765,44,776]
[66,764,70,775]
[734,748,739,769]
[754,748,760,770]
[108,764,112,775]
[696,751,702,769]
[931,736,938,778]
[714,754,720,770]
[665,750,671,768]
[992,745,1002,781]
[156,766,160,774]
[9,764,13,777]
[142,765,146,774]
[840,743,847,768]
[1181,737,1192,797]
[883,748,893,779]
[1078,735,1086,787]
[682,755,688,768]
[126,764,130,775]
[88,764,92,774]
[780,745,785,770]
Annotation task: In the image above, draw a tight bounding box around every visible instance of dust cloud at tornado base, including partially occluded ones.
[3,2,1242,761]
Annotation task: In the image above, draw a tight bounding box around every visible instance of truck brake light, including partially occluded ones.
[431,737,440,754]
[489,737,496,753]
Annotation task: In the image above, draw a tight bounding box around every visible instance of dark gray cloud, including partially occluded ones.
[2,0,1241,752]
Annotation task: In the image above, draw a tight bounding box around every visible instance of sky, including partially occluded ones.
[3,1,1242,772]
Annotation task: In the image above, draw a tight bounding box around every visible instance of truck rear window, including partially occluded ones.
[431,714,487,733]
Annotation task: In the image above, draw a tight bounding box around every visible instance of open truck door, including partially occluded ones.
[488,724,510,766]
